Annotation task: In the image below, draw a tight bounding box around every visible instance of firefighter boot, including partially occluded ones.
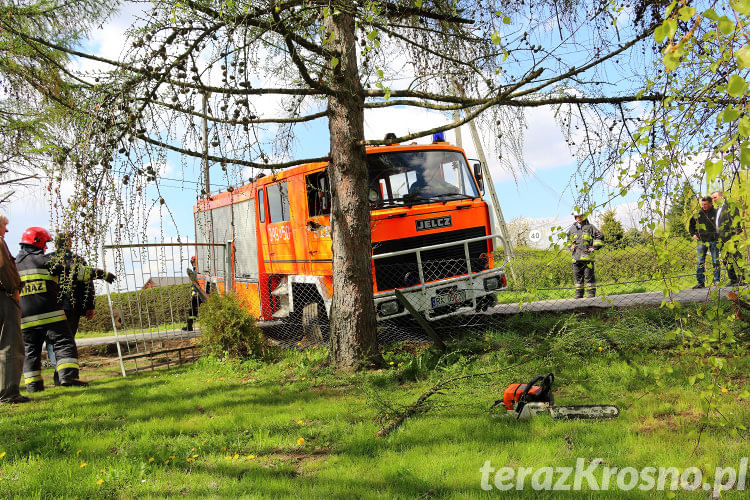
[182,318,194,332]
[25,380,44,393]
[60,379,89,387]
[586,286,596,298]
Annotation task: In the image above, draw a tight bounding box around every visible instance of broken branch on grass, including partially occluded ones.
[374,357,538,438]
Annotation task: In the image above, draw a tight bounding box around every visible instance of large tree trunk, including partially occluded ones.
[326,11,382,370]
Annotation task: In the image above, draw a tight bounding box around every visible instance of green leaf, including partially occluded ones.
[503,16,511,24]
[718,16,735,35]
[662,50,682,71]
[728,74,748,97]
[739,116,750,137]
[703,8,719,20]
[384,87,391,100]
[414,0,423,8]
[330,57,339,69]
[666,19,677,38]
[720,107,740,122]
[688,375,696,385]
[502,50,509,62]
[654,24,667,43]
[665,0,677,16]
[736,45,750,68]
[678,6,696,21]
[367,30,377,41]
[705,159,723,181]
[741,145,750,167]
[491,31,501,45]
[731,0,750,15]
[740,390,750,398]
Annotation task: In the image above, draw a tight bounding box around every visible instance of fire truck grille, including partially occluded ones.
[372,226,488,291]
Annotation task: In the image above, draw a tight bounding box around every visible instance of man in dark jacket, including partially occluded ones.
[712,190,744,285]
[0,214,29,404]
[45,232,97,385]
[689,197,720,288]
[566,214,604,298]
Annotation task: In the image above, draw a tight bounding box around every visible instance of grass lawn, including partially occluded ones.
[1,310,747,498]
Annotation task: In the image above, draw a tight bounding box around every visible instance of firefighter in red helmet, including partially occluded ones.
[16,227,114,391]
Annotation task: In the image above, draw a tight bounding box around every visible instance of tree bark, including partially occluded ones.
[326,11,382,370]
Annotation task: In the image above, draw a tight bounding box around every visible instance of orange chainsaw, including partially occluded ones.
[491,373,620,420]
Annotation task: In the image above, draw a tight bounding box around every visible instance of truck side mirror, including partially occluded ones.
[473,162,485,194]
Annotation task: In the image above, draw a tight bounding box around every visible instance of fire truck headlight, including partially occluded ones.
[378,300,400,317]
[483,276,501,291]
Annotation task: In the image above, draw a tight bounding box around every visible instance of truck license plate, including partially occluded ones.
[431,290,466,308]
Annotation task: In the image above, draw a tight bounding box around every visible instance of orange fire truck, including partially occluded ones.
[193,135,508,329]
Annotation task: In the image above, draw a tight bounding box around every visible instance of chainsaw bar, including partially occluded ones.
[547,405,620,419]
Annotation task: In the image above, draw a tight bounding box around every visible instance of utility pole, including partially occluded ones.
[202,92,217,285]
[452,105,517,281]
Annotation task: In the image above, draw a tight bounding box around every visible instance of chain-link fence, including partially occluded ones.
[100,241,227,376]
[95,232,743,356]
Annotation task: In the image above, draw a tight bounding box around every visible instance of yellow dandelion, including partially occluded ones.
[165,460,170,465]
[0,452,6,459]
[192,454,199,458]
[722,388,728,393]
[484,336,489,341]
[219,377,225,380]
[598,347,603,351]
[233,453,239,459]
[389,361,394,365]
[169,456,174,459]
[97,479,104,485]
[297,437,305,445]
[301,377,306,381]
[99,469,104,473]
[226,455,232,460]
[76,450,82,455]
[80,462,87,468]
[148,457,154,463]
[58,418,64,422]
[248,455,255,460]
[187,457,194,462]
[297,420,303,424]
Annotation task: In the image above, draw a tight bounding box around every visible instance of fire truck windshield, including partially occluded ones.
[367,150,480,206]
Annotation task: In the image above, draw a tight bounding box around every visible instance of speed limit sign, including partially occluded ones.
[529,229,542,243]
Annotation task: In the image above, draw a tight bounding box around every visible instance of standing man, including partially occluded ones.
[567,213,604,299]
[712,190,744,286]
[0,214,29,404]
[45,232,105,386]
[16,227,86,391]
[183,256,208,331]
[689,197,720,289]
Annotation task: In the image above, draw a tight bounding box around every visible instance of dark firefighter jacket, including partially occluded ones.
[50,249,95,315]
[16,245,68,330]
[566,220,604,261]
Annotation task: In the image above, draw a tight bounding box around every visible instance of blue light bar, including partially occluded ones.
[432,131,445,143]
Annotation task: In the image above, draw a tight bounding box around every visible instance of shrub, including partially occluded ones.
[198,291,264,359]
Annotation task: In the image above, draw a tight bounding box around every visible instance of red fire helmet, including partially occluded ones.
[21,227,52,249]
